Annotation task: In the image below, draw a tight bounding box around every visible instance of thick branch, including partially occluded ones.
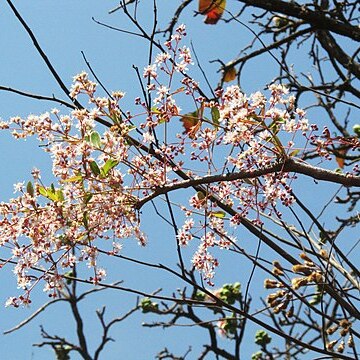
[237,0,360,41]
[136,157,360,209]
[317,30,360,79]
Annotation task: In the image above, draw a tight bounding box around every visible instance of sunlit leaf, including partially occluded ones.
[38,186,48,197]
[126,125,137,133]
[38,185,58,201]
[89,161,101,176]
[171,87,185,96]
[90,131,102,148]
[353,124,360,136]
[47,192,58,202]
[151,107,166,124]
[56,189,65,202]
[199,0,226,25]
[151,106,161,114]
[223,66,236,82]
[289,149,300,157]
[63,175,83,183]
[102,158,118,176]
[210,210,226,218]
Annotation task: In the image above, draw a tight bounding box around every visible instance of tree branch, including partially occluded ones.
[136,157,360,210]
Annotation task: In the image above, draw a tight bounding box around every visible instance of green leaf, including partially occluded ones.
[47,192,58,202]
[26,181,34,197]
[83,211,89,229]
[38,186,48,197]
[140,297,159,313]
[210,210,226,218]
[84,193,93,204]
[289,149,300,157]
[89,161,101,176]
[90,131,102,148]
[353,124,360,136]
[39,185,57,201]
[64,270,74,285]
[56,189,65,202]
[101,158,118,177]
[255,330,272,346]
[151,106,161,114]
[211,106,220,129]
[126,125,136,132]
[63,175,83,183]
[197,191,206,200]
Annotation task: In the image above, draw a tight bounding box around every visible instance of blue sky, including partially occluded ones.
[0,1,357,359]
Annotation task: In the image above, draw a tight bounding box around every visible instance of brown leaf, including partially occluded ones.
[335,149,347,169]
[199,0,226,25]
[223,66,236,82]
[181,111,201,139]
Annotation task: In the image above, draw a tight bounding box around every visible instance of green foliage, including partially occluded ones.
[89,160,101,176]
[38,184,64,202]
[255,329,272,347]
[194,291,206,301]
[101,158,118,177]
[140,298,159,313]
[26,181,34,197]
[220,314,238,337]
[54,345,71,360]
[309,285,322,305]
[353,124,360,136]
[217,282,241,305]
[63,271,74,285]
[251,351,264,360]
[90,131,102,148]
[211,106,220,129]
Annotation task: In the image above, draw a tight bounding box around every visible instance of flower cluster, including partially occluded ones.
[1,24,351,304]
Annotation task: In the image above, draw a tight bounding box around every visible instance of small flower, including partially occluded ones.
[13,182,25,194]
[143,64,157,79]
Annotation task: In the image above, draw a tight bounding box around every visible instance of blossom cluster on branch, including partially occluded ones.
[0,25,358,306]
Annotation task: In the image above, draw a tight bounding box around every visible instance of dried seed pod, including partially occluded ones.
[337,341,345,353]
[299,252,312,262]
[308,272,323,283]
[326,325,338,335]
[304,260,315,267]
[264,279,284,289]
[326,340,338,351]
[339,319,350,328]
[267,290,286,304]
[291,277,308,290]
[269,298,282,308]
[272,267,284,276]
[278,299,289,310]
[286,306,294,317]
[292,264,311,274]
[347,335,354,348]
[272,260,284,272]
[319,249,328,259]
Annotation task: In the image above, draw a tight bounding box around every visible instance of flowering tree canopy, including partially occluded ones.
[1,1,360,359]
